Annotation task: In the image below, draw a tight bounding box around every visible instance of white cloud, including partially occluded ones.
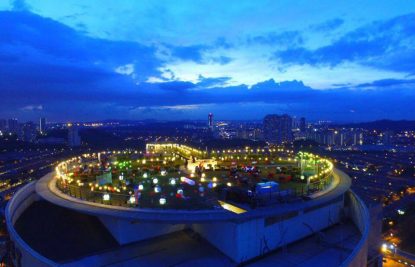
[21,105,43,111]
[114,63,135,76]
[161,104,201,110]
[132,104,203,112]
[146,76,166,83]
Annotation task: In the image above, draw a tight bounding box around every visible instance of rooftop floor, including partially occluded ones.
[68,221,360,267]
[14,200,119,262]
[246,221,360,267]
[68,230,234,267]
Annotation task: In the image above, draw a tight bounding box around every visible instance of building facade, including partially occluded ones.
[263,114,293,144]
[67,125,81,147]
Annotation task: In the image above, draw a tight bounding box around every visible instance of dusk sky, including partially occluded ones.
[1,0,415,122]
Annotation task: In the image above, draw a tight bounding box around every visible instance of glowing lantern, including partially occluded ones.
[103,193,110,201]
[129,195,136,204]
[159,197,166,205]
[154,185,161,193]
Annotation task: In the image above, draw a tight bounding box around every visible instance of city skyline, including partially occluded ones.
[1,0,415,122]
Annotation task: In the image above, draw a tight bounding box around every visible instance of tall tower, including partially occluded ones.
[68,124,81,147]
[39,117,46,134]
[208,113,214,130]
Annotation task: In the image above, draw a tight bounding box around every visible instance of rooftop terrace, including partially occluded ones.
[53,145,334,211]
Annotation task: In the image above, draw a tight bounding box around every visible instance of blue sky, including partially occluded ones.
[1,0,415,122]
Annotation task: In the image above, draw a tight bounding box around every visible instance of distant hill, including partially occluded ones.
[336,120,415,131]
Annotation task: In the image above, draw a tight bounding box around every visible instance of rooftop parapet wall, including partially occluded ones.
[6,182,58,267]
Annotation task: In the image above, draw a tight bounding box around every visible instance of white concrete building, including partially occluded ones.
[6,167,370,267]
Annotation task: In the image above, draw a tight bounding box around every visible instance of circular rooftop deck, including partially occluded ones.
[36,168,351,223]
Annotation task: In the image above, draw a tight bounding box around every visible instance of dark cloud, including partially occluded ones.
[213,37,233,49]
[169,44,207,63]
[157,81,196,91]
[197,75,232,88]
[168,44,232,65]
[274,13,415,73]
[310,18,344,32]
[248,31,304,46]
[0,11,162,81]
[354,78,415,89]
[10,0,31,12]
[211,56,232,65]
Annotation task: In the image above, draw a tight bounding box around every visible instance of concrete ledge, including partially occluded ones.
[340,190,371,267]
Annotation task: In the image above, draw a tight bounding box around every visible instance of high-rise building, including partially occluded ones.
[21,122,37,142]
[68,125,81,147]
[300,117,306,132]
[353,132,364,146]
[381,131,393,145]
[307,128,364,147]
[0,119,6,132]
[7,118,19,134]
[263,114,293,144]
[291,116,300,129]
[39,117,46,134]
[208,113,213,130]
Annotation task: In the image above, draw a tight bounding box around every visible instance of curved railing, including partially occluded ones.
[54,173,335,211]
[51,147,335,211]
[340,190,371,267]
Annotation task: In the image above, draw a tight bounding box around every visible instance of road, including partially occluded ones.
[383,255,415,267]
